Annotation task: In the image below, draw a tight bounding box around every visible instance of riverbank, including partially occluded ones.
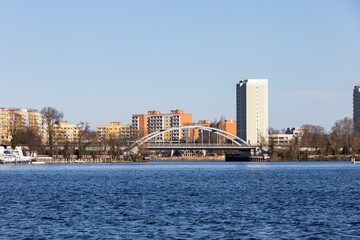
[33,155,225,163]
[33,156,140,164]
[157,156,225,161]
[31,155,355,164]
[270,154,357,162]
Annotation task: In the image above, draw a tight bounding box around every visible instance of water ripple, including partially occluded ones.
[0,162,359,239]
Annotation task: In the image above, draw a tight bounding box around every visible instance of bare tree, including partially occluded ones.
[107,133,123,161]
[9,112,23,149]
[330,117,355,155]
[268,127,280,134]
[331,117,353,154]
[330,117,360,154]
[63,140,73,161]
[300,124,327,153]
[14,126,43,155]
[41,107,63,157]
[76,122,96,159]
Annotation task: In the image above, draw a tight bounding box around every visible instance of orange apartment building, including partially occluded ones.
[184,120,212,141]
[218,119,237,138]
[185,119,237,143]
[131,114,148,138]
[131,109,192,141]
[130,109,236,142]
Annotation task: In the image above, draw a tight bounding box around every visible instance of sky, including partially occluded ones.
[0,0,359,131]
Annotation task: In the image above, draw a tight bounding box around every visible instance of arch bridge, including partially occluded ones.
[128,126,255,157]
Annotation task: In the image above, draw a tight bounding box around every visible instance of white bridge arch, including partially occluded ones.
[129,125,249,152]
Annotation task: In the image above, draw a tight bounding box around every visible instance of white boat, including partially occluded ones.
[0,146,34,164]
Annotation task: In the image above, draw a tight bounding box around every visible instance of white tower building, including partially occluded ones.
[236,79,269,146]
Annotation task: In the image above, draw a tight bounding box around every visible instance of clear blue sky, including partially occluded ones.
[1,0,359,131]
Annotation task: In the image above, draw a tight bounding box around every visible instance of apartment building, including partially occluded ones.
[28,109,44,129]
[96,122,131,142]
[131,109,192,141]
[53,121,81,143]
[236,79,269,146]
[218,119,237,139]
[131,114,148,138]
[184,120,213,142]
[182,119,237,143]
[0,108,44,144]
[0,107,85,145]
[0,108,7,143]
[269,127,305,149]
[269,133,294,149]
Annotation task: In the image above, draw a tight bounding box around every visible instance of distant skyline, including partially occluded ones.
[1,0,359,131]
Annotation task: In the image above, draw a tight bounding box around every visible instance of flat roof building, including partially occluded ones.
[53,121,81,143]
[131,109,192,141]
[236,79,268,146]
[96,122,131,142]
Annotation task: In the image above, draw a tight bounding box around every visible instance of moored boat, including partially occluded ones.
[0,146,34,164]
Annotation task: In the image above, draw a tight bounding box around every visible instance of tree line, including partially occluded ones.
[8,106,149,161]
[269,117,359,160]
[7,106,360,161]
[7,107,117,160]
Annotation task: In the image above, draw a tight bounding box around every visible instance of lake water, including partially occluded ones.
[0,161,359,239]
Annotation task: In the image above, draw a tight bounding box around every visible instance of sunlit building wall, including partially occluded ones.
[0,108,30,144]
[54,121,81,143]
[131,114,148,139]
[218,119,237,140]
[0,108,6,144]
[131,109,192,141]
[28,109,43,129]
[183,120,213,142]
[96,122,131,142]
[236,79,268,146]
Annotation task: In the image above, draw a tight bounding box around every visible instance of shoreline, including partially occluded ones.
[29,155,354,164]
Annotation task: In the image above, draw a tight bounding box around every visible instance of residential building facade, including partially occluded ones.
[184,120,213,142]
[183,119,237,143]
[236,79,269,146]
[0,108,44,144]
[0,107,82,145]
[269,127,305,150]
[218,119,237,139]
[53,121,81,143]
[131,114,148,138]
[96,122,131,142]
[131,109,192,141]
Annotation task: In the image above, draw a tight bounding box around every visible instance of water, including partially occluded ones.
[0,161,359,239]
